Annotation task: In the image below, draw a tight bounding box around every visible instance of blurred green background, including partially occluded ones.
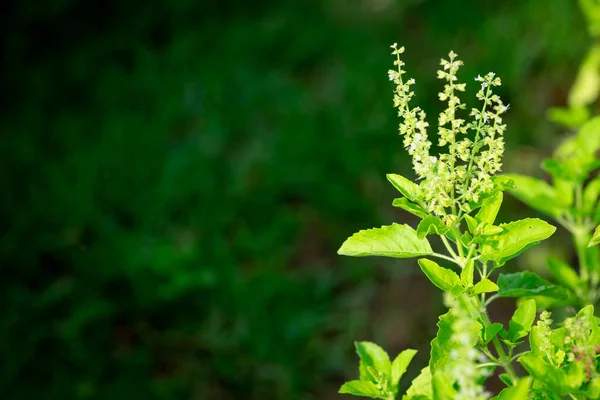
[0,0,591,398]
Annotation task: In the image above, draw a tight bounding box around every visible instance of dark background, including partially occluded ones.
[0,0,590,398]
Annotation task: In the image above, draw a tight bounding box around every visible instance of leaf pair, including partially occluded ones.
[339,342,418,399]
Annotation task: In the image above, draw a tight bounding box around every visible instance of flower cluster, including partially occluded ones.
[389,44,508,224]
[535,311,564,365]
[564,314,599,379]
[445,295,490,400]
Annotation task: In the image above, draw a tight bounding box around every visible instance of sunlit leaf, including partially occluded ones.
[339,223,433,258]
[392,197,428,218]
[503,175,561,217]
[475,191,503,225]
[339,380,382,399]
[418,258,460,292]
[589,224,600,247]
[509,299,536,342]
[416,216,449,239]
[471,278,498,295]
[387,173,420,201]
[480,218,556,266]
[391,349,417,388]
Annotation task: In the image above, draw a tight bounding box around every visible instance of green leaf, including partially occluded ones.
[431,372,457,400]
[480,218,556,266]
[492,377,532,400]
[546,257,581,293]
[460,260,474,288]
[586,377,600,399]
[481,224,503,235]
[497,272,569,300]
[576,116,600,156]
[418,259,460,292]
[416,216,449,239]
[387,173,420,201]
[584,177,600,214]
[355,341,391,382]
[339,380,382,399]
[475,191,503,225]
[483,323,503,345]
[553,179,574,208]
[391,349,417,389]
[392,197,428,219]
[429,311,454,374]
[471,278,498,295]
[518,354,570,395]
[576,305,600,343]
[464,214,478,235]
[498,373,513,387]
[403,367,432,400]
[590,224,600,247]
[503,174,561,217]
[430,307,481,375]
[492,175,516,191]
[580,0,600,37]
[509,299,536,342]
[569,44,600,107]
[548,106,590,129]
[339,223,433,258]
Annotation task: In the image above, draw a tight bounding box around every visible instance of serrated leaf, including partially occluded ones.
[475,191,503,225]
[431,372,457,400]
[509,299,536,342]
[403,367,432,400]
[339,223,433,258]
[460,260,474,288]
[504,174,561,217]
[546,257,581,292]
[498,272,569,300]
[418,259,460,292]
[492,377,532,400]
[392,197,428,218]
[355,341,391,382]
[590,224,600,247]
[471,278,498,295]
[430,307,481,375]
[416,216,449,239]
[391,349,417,388]
[483,323,503,345]
[339,380,382,398]
[387,173,420,201]
[480,218,556,266]
[429,311,454,375]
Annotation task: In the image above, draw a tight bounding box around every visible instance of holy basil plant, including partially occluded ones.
[337,44,600,399]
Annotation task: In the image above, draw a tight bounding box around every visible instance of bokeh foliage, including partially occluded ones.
[0,0,590,398]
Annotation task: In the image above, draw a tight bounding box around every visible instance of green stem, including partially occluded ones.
[451,227,465,260]
[441,235,460,261]
[431,252,462,266]
[477,298,518,384]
